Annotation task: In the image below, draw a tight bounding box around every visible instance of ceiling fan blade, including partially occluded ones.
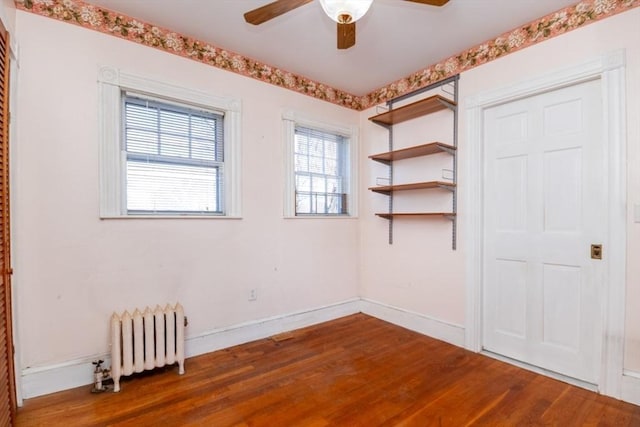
[244,0,313,25]
[337,22,356,50]
[403,0,450,6]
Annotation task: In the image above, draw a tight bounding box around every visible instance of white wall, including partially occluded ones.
[13,11,360,370]
[359,8,640,372]
[359,92,465,325]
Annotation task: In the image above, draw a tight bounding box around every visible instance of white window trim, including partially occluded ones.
[282,109,358,218]
[97,66,242,218]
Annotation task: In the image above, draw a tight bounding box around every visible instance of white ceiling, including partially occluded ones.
[83,0,579,95]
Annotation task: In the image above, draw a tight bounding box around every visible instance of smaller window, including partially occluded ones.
[283,112,357,218]
[123,95,224,215]
[294,127,348,215]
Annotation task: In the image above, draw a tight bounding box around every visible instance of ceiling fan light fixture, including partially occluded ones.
[318,0,374,23]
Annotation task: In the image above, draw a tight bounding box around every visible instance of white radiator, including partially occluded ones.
[110,303,185,392]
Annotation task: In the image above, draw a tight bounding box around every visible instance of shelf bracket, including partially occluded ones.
[371,158,391,166]
[437,98,457,112]
[440,146,456,156]
[371,121,392,130]
[437,183,456,192]
[441,82,455,97]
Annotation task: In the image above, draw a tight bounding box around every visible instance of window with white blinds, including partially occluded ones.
[98,67,242,219]
[282,110,357,218]
[294,126,348,215]
[124,95,224,214]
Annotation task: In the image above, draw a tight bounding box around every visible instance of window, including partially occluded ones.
[124,95,224,214]
[294,127,348,215]
[98,67,241,218]
[283,111,357,217]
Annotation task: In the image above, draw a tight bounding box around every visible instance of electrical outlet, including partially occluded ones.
[249,289,257,301]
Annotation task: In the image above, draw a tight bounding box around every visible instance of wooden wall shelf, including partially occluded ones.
[367,75,459,247]
[369,181,455,195]
[369,95,456,126]
[369,142,456,164]
[375,212,456,220]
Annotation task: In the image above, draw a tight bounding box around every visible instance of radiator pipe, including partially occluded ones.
[91,360,111,393]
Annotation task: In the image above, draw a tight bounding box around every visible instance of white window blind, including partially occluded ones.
[123,95,224,214]
[294,126,348,215]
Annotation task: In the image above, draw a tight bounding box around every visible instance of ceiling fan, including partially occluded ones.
[244,0,450,50]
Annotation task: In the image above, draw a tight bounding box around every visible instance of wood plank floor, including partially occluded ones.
[16,314,640,426]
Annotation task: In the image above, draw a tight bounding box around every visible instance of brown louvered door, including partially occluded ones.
[0,18,15,427]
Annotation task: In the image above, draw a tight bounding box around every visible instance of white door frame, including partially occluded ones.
[464,50,627,398]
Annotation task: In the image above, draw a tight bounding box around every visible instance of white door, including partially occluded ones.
[482,79,605,384]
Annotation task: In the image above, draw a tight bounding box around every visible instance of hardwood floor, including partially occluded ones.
[16,314,640,426]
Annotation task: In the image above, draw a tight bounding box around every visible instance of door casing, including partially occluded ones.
[464,50,627,398]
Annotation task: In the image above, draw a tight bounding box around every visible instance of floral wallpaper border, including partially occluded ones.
[363,0,639,109]
[15,0,363,109]
[15,0,640,111]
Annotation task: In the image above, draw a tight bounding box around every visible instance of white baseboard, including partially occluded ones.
[20,298,361,400]
[21,355,111,401]
[621,370,640,406]
[360,298,465,347]
[185,299,361,358]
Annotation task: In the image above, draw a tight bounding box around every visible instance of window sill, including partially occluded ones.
[283,215,359,220]
[100,215,243,220]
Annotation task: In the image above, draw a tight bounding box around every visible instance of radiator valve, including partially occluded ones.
[91,360,111,393]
